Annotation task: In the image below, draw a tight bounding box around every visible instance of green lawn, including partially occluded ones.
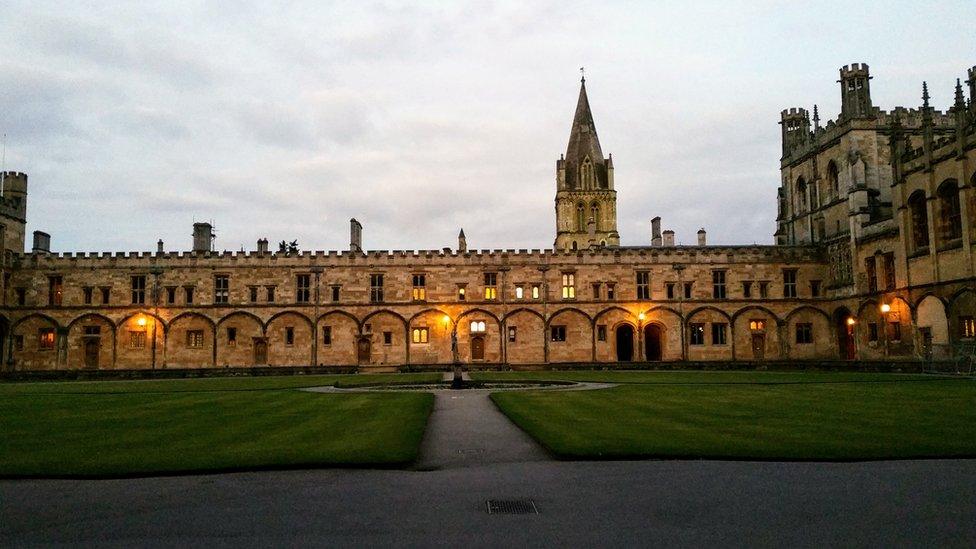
[487,371,976,460]
[0,373,438,477]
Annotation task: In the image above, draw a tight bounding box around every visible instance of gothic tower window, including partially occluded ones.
[580,157,593,189]
[907,190,929,252]
[827,161,839,198]
[796,177,807,213]
[937,179,962,244]
[576,203,586,231]
[590,202,600,228]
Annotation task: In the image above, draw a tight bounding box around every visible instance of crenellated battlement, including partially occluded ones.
[11,243,825,270]
[839,63,870,77]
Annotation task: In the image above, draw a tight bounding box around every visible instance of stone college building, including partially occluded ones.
[2,63,975,371]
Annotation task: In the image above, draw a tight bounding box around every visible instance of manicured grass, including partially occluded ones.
[0,374,438,477]
[489,372,976,460]
[471,370,942,384]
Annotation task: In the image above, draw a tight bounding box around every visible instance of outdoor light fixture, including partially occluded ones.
[880,303,891,314]
[846,317,856,326]
[638,312,646,321]
[137,317,147,327]
[442,315,450,324]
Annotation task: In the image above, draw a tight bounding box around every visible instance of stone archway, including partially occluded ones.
[644,324,663,361]
[917,296,949,359]
[834,307,856,360]
[615,325,634,362]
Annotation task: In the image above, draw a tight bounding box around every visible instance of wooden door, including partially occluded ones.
[253,338,268,365]
[644,325,662,361]
[83,339,99,369]
[751,333,765,360]
[471,336,485,361]
[357,337,371,363]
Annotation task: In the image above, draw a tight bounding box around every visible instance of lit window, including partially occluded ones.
[412,274,426,301]
[960,316,976,338]
[749,319,766,332]
[412,327,429,344]
[457,285,467,301]
[470,320,486,333]
[561,273,575,299]
[532,285,540,299]
[515,286,524,299]
[507,326,517,342]
[38,328,56,350]
[484,273,497,300]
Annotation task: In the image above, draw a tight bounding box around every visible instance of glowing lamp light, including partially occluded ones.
[638,312,646,321]
[880,303,891,314]
[442,315,451,324]
[136,317,148,327]
[846,317,856,326]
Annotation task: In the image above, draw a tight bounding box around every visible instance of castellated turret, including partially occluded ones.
[838,63,874,119]
[0,171,29,254]
[779,108,811,157]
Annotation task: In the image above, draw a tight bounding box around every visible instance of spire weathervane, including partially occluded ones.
[580,66,585,82]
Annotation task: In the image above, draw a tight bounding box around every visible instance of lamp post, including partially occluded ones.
[149,266,163,370]
[443,315,463,388]
[880,303,891,358]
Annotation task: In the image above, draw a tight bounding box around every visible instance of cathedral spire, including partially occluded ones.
[564,76,606,190]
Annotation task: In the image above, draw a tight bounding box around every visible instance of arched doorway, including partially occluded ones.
[834,307,856,360]
[615,325,634,361]
[253,337,268,365]
[471,336,485,361]
[644,324,662,361]
[356,337,371,364]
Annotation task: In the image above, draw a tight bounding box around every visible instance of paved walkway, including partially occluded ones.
[4,460,975,547]
[415,373,550,469]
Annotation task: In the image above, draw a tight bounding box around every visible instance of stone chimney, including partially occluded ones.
[697,228,706,246]
[192,222,214,253]
[458,228,467,253]
[350,218,363,252]
[257,238,269,253]
[651,217,662,246]
[32,231,50,254]
[157,239,164,253]
[662,229,675,247]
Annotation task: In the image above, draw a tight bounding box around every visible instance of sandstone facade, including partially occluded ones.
[1,64,974,371]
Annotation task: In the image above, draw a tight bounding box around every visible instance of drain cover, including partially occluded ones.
[486,499,538,515]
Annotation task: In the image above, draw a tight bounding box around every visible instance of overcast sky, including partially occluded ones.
[1,1,974,252]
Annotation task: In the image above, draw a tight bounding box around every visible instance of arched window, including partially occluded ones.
[908,191,929,252]
[590,202,600,228]
[827,161,839,198]
[937,180,962,243]
[796,177,807,213]
[580,157,593,188]
[576,203,585,231]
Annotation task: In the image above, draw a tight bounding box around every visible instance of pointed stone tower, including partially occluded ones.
[554,76,619,250]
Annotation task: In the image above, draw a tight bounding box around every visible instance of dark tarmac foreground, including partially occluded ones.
[2,459,975,548]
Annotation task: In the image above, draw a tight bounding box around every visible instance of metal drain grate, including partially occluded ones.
[486,499,538,515]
